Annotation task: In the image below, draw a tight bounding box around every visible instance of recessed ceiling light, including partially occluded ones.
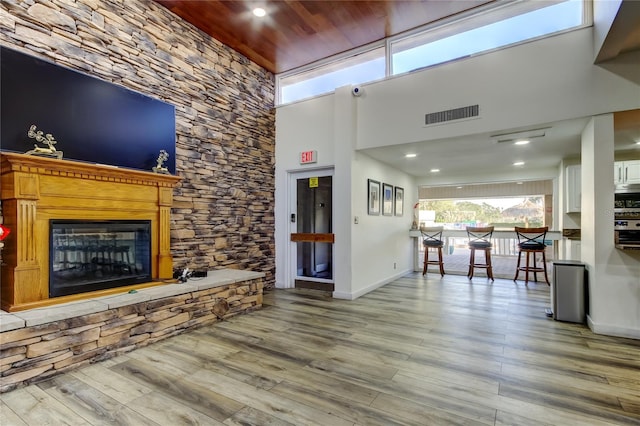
[405,153,417,158]
[514,140,530,145]
[456,186,463,189]
[513,161,525,166]
[253,7,266,17]
[430,168,440,173]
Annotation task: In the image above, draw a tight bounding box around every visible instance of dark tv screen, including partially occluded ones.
[0,46,176,174]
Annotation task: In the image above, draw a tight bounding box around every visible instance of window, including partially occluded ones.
[276,0,587,106]
[279,46,385,104]
[391,0,584,75]
[419,197,545,230]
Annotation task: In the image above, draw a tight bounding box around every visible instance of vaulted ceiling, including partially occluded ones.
[154,1,640,182]
[154,0,493,74]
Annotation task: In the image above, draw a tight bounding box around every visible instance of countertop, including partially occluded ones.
[562,229,581,240]
[409,229,562,240]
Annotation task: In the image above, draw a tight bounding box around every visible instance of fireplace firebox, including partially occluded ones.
[49,220,152,297]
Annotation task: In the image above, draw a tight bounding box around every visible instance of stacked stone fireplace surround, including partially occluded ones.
[1,0,276,282]
[1,1,275,391]
[0,154,265,392]
[0,269,264,393]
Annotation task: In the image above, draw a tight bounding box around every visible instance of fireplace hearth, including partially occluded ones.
[49,220,152,297]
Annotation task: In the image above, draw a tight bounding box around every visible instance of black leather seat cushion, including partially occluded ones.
[423,240,443,248]
[519,241,545,250]
[469,241,492,249]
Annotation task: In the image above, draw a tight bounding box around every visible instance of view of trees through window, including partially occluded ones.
[419,197,544,229]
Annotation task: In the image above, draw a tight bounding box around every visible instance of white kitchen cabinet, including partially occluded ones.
[614,160,640,185]
[565,164,581,213]
[569,240,581,261]
[615,162,623,184]
[559,238,581,261]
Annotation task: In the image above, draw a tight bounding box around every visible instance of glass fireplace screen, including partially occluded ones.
[49,220,152,297]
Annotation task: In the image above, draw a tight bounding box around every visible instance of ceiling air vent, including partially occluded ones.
[425,104,479,126]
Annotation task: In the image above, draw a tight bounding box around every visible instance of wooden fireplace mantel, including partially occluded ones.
[0,152,181,312]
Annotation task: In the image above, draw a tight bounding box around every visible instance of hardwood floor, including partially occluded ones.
[2,273,639,425]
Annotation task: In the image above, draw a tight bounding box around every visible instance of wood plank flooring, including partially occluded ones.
[2,272,639,425]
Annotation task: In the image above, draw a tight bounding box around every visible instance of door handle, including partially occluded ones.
[291,233,335,243]
[291,213,296,223]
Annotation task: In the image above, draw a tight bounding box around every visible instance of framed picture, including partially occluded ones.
[367,179,380,215]
[394,186,404,216]
[382,183,393,216]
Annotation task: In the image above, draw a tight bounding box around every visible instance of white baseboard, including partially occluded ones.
[333,269,411,300]
[587,315,640,340]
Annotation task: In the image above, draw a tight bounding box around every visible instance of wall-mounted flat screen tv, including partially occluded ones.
[1,46,176,174]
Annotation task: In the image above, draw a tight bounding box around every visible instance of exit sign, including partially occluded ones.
[300,150,317,164]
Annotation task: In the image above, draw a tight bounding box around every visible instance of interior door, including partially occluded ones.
[290,170,334,290]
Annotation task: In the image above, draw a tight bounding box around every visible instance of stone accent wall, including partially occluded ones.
[0,0,276,287]
[0,277,264,393]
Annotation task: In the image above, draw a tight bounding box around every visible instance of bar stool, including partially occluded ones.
[421,226,445,277]
[466,226,494,281]
[514,226,550,285]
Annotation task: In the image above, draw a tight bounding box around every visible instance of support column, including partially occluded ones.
[581,115,614,328]
[580,114,637,337]
[332,86,357,299]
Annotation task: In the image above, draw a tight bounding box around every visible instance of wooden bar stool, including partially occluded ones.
[514,226,550,285]
[421,226,445,277]
[466,226,494,281]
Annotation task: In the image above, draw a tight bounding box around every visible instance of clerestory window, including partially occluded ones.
[277,0,587,106]
[391,0,584,75]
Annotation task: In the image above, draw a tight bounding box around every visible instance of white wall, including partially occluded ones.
[275,89,416,299]
[274,94,335,289]
[275,25,640,334]
[593,0,623,60]
[347,152,416,299]
[355,27,640,150]
[275,94,335,167]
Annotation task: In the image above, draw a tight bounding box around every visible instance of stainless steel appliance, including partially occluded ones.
[614,219,640,250]
[614,185,640,249]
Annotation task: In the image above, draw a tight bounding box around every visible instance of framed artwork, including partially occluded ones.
[367,179,380,215]
[382,183,393,216]
[394,186,404,216]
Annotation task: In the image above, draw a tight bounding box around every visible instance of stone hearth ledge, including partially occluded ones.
[0,269,264,332]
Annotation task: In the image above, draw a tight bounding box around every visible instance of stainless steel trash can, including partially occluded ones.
[552,260,587,323]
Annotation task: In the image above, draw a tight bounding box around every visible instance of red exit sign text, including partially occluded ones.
[300,150,317,164]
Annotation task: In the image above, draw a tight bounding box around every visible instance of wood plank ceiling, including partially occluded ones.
[153,0,493,74]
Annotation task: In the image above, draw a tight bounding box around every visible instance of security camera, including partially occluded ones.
[351,86,362,97]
